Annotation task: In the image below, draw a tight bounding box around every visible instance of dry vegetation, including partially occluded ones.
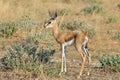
[0,0,120,80]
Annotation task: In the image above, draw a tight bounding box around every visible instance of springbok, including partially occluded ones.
[43,11,91,78]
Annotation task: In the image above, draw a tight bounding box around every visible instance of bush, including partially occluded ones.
[82,3,103,14]
[106,16,117,24]
[114,31,120,40]
[43,65,59,77]
[61,0,71,3]
[57,8,70,16]
[82,0,97,3]
[107,30,120,40]
[60,19,96,38]
[0,16,38,38]
[34,31,50,40]
[17,15,38,28]
[99,54,120,72]
[117,3,120,9]
[0,22,17,37]
[0,37,55,73]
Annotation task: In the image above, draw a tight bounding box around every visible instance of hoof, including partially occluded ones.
[59,72,62,76]
[77,76,80,79]
[87,72,90,76]
[59,72,67,76]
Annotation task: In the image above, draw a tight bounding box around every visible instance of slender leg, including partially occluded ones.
[61,45,64,73]
[60,44,66,74]
[87,54,91,75]
[75,45,86,78]
[78,54,86,78]
[84,47,91,75]
[64,46,67,72]
[82,44,89,56]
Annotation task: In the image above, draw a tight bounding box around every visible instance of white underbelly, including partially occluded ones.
[65,38,75,46]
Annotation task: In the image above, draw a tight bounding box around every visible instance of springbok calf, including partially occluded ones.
[43,11,91,78]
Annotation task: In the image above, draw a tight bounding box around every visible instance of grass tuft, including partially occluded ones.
[82,3,103,14]
[99,54,120,72]
[106,16,117,24]
[117,3,120,9]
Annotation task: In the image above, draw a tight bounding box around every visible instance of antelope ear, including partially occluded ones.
[53,11,57,19]
[48,10,53,17]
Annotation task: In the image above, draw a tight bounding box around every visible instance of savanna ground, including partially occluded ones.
[0,0,120,80]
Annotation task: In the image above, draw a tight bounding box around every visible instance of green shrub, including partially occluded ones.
[34,31,50,40]
[17,15,38,28]
[82,3,103,14]
[117,3,120,9]
[0,37,55,72]
[57,8,70,16]
[61,0,71,3]
[99,54,120,72]
[0,16,38,38]
[38,47,55,63]
[0,22,17,37]
[60,19,96,38]
[82,0,97,3]
[43,65,59,77]
[106,16,117,24]
[107,30,120,40]
[31,31,55,49]
[114,31,120,40]
[1,42,7,50]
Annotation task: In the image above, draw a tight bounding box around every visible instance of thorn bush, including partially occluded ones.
[117,3,120,9]
[106,16,117,24]
[0,22,17,37]
[99,54,120,72]
[0,37,55,73]
[82,3,103,14]
[0,16,38,38]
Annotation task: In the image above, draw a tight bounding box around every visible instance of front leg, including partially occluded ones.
[60,44,67,75]
[64,46,67,72]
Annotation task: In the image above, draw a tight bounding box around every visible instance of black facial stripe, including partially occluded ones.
[45,21,51,26]
[50,18,55,20]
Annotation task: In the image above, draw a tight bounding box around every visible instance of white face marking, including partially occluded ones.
[45,23,53,28]
[65,38,75,46]
[44,20,56,28]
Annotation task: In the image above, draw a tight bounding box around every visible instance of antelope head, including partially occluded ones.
[43,11,57,28]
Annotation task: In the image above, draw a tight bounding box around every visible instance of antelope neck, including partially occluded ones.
[53,21,59,38]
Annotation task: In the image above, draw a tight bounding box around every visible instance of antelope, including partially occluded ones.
[43,11,91,78]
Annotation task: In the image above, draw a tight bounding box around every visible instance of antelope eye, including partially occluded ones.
[48,22,51,24]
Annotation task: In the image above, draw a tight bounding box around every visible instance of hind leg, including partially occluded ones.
[87,52,91,75]
[81,42,91,75]
[75,44,86,78]
[82,45,91,76]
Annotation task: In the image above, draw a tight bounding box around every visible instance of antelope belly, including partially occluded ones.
[65,39,75,46]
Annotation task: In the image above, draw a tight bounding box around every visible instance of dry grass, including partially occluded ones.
[0,0,120,80]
